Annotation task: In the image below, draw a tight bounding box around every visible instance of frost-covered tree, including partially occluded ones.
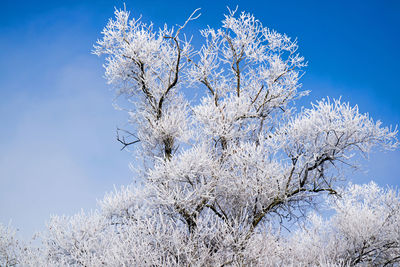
[3,7,399,266]
[287,182,400,266]
[0,224,20,267]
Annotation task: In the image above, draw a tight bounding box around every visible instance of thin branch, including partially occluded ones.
[116,128,140,150]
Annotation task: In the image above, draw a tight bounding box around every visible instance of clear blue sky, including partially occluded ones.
[1,0,399,239]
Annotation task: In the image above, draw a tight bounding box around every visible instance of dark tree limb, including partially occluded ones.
[116,128,140,150]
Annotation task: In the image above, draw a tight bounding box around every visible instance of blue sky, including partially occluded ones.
[1,0,399,239]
